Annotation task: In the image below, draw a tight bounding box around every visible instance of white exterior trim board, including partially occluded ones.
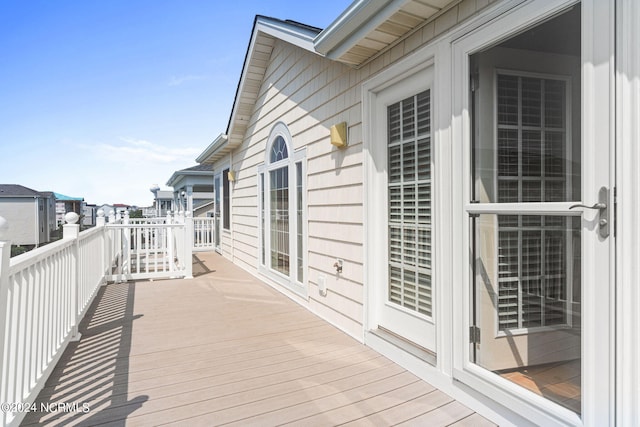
[616,0,640,423]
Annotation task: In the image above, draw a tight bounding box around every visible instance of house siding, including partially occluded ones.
[191,0,640,424]
[222,0,496,339]
[0,198,39,246]
[222,39,365,338]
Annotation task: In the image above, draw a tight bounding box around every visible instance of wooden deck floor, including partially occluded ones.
[22,252,494,426]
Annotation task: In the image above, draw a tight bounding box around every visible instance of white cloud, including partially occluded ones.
[77,137,200,165]
[69,138,204,205]
[168,75,206,86]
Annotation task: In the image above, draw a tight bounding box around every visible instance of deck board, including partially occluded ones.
[21,252,494,426]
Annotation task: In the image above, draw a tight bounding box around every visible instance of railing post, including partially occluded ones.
[96,209,108,280]
[122,211,130,278]
[63,212,81,342]
[0,217,11,426]
[96,209,106,227]
[166,214,175,274]
[184,212,193,279]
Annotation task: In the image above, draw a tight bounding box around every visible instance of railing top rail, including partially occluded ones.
[106,223,185,229]
[77,225,105,241]
[9,237,75,273]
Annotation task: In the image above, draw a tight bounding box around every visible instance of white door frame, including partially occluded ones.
[213,164,229,254]
[615,0,640,423]
[363,44,440,354]
[450,0,615,425]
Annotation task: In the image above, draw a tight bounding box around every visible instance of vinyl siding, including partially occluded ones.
[225,39,365,337]
[225,0,495,338]
[0,198,39,246]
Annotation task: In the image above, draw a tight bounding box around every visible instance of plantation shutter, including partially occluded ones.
[387,90,432,317]
[496,73,571,331]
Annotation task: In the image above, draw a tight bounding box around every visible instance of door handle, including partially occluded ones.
[569,202,606,210]
[568,187,609,238]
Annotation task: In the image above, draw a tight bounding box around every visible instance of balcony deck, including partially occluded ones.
[21,252,494,426]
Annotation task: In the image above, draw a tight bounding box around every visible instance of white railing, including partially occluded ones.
[193,217,215,251]
[121,215,215,251]
[105,212,193,281]
[0,209,205,426]
[0,212,113,427]
[127,217,168,225]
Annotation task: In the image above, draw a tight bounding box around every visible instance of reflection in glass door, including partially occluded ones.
[468,6,584,414]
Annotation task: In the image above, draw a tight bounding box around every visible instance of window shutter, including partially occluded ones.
[496,73,571,331]
[387,89,432,317]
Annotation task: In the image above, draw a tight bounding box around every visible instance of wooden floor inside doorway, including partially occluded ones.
[499,359,581,414]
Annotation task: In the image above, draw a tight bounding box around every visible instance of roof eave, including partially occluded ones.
[225,16,322,150]
[314,0,406,63]
[195,133,229,164]
[255,16,318,52]
[166,170,215,188]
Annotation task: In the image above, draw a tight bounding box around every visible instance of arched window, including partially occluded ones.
[258,122,306,295]
[270,136,288,162]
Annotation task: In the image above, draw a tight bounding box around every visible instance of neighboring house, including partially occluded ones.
[193,200,214,218]
[98,204,115,216]
[40,191,58,233]
[113,203,130,216]
[82,203,98,227]
[195,1,640,425]
[54,192,83,226]
[0,184,56,247]
[148,190,174,217]
[166,164,215,217]
[141,206,156,217]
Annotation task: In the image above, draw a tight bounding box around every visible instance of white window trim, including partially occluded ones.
[257,122,307,298]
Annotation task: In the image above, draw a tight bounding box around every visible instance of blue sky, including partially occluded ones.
[0,0,352,206]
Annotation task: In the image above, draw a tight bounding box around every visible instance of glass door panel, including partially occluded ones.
[468,5,585,415]
[472,213,581,413]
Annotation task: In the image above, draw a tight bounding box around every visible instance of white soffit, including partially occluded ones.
[195,133,229,165]
[315,0,454,67]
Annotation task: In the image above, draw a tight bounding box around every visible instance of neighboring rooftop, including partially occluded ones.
[0,184,43,197]
[155,190,174,199]
[179,164,214,173]
[53,192,84,201]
